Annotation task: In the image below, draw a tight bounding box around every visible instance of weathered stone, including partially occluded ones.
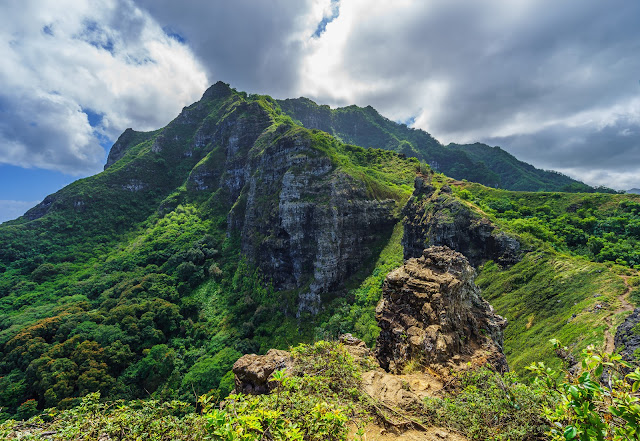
[403,175,521,267]
[339,333,376,364]
[232,349,293,395]
[615,308,640,363]
[226,129,397,316]
[104,128,141,170]
[24,195,56,221]
[375,246,508,373]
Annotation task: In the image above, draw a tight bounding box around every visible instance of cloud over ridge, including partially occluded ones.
[2,0,639,190]
[0,0,208,175]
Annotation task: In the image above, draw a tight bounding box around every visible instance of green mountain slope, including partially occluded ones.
[0,83,421,417]
[278,97,600,192]
[450,142,606,192]
[410,178,640,373]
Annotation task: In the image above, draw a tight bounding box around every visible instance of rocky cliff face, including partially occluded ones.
[147,83,399,315]
[104,128,155,170]
[228,129,396,314]
[403,175,520,267]
[375,246,508,373]
[615,308,640,363]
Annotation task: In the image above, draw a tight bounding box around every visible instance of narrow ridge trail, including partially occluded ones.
[604,274,635,353]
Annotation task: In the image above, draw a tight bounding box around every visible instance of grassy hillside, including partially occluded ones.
[450,182,640,372]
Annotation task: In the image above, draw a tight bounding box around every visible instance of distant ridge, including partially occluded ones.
[278,97,607,192]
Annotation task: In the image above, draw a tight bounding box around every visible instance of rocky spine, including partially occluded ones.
[375,246,508,373]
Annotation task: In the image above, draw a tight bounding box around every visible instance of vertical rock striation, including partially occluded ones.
[615,308,640,363]
[403,175,520,267]
[228,129,397,315]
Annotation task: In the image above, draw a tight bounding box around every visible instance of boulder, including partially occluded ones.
[339,333,374,362]
[232,349,293,395]
[615,308,640,363]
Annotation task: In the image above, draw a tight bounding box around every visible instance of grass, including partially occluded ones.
[475,235,627,374]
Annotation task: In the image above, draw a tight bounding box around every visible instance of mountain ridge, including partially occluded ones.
[0,81,637,423]
[277,95,611,192]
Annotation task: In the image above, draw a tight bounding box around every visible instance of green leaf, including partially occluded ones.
[595,364,603,377]
[568,385,580,400]
[564,425,577,440]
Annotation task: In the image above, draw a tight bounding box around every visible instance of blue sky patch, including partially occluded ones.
[163,26,186,44]
[0,164,75,201]
[313,0,340,38]
[83,108,103,128]
[399,115,417,127]
[78,20,115,54]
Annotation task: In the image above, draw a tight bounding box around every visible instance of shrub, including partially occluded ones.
[458,189,473,200]
[528,339,640,440]
[290,340,361,395]
[424,368,552,440]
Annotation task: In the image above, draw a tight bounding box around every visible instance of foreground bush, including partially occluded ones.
[424,367,552,440]
[0,341,359,441]
[203,340,363,441]
[4,338,637,440]
[0,393,204,440]
[528,340,640,440]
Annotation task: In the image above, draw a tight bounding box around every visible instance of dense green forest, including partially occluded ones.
[461,184,640,266]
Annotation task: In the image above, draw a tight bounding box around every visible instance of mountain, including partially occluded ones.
[0,82,419,415]
[628,188,640,194]
[277,97,598,192]
[0,82,638,422]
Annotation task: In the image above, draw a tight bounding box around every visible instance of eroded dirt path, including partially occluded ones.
[604,274,635,353]
[348,370,468,440]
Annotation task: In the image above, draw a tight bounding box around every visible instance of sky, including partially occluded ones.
[1,0,639,222]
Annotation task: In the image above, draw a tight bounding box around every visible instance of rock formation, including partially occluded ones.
[403,176,520,267]
[232,349,293,395]
[375,246,508,373]
[227,128,397,315]
[232,334,377,395]
[615,308,640,363]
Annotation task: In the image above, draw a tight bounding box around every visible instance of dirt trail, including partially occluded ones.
[603,274,635,353]
[349,422,467,441]
[348,370,468,441]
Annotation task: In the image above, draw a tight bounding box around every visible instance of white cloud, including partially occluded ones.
[0,200,40,224]
[135,0,322,98]
[0,0,208,175]
[297,0,640,189]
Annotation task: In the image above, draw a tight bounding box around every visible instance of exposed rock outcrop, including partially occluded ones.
[232,334,376,395]
[227,128,397,315]
[615,308,640,363]
[375,246,508,373]
[403,176,520,267]
[104,128,154,170]
[232,349,293,395]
